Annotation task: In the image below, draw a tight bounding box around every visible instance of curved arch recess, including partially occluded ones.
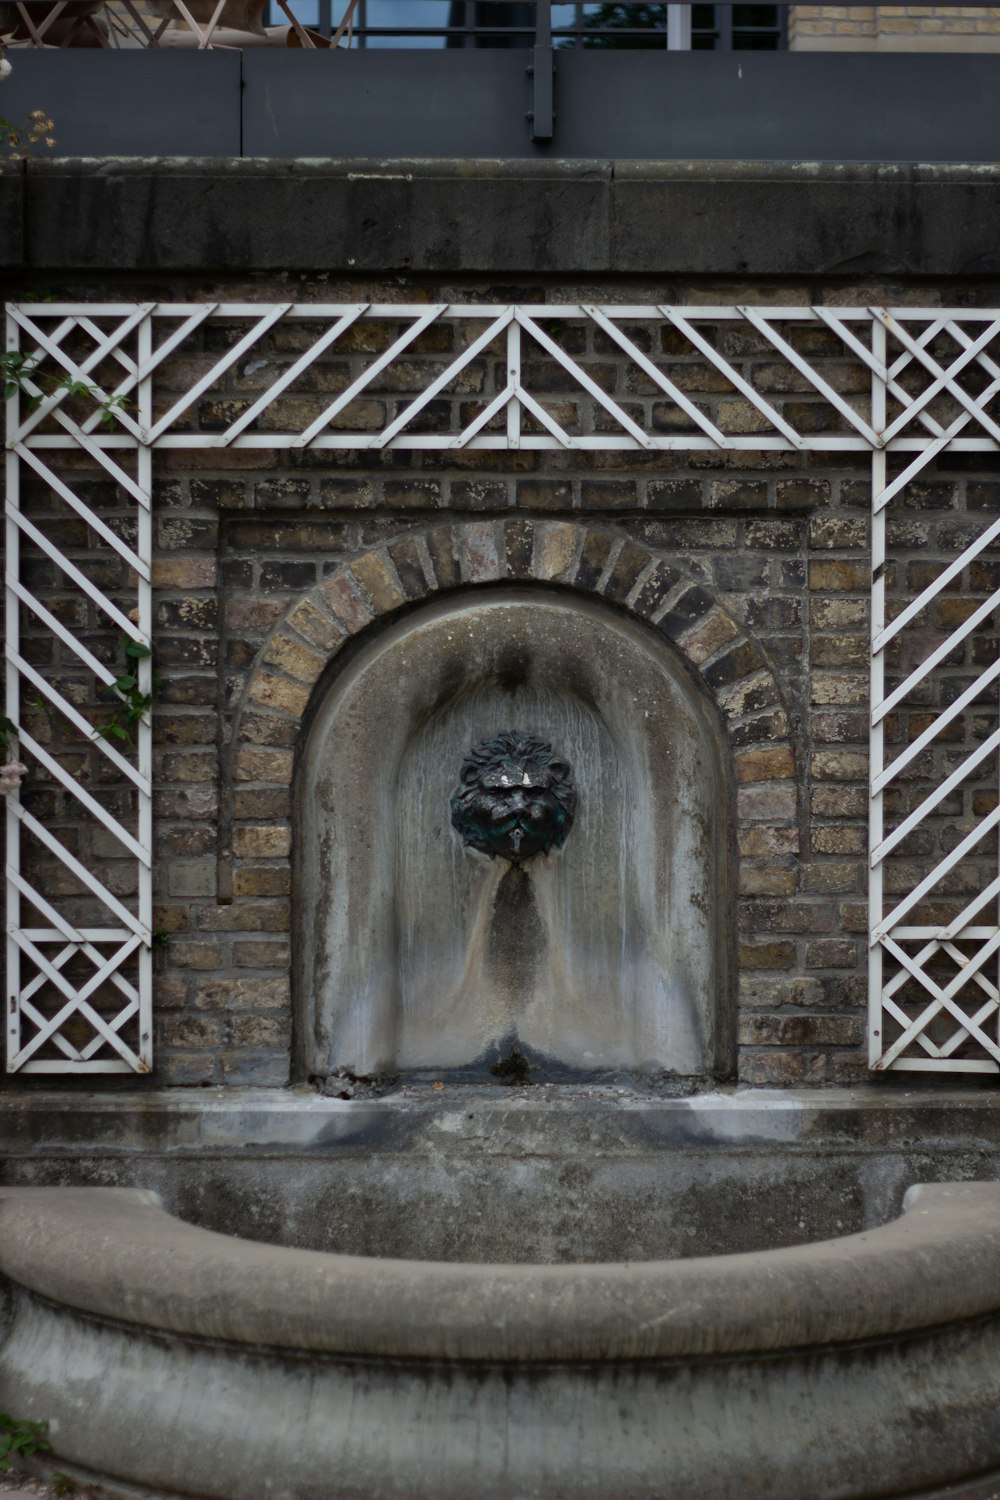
[296,588,732,1082]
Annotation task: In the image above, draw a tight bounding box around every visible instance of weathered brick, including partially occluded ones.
[195,903,291,932]
[155,1053,218,1085]
[160,751,217,783]
[166,864,217,899]
[567,528,612,591]
[384,479,443,510]
[233,939,291,968]
[152,557,217,589]
[284,598,345,654]
[516,480,573,511]
[734,746,796,784]
[739,940,797,970]
[387,536,430,598]
[158,1015,223,1047]
[678,607,741,666]
[811,673,868,706]
[802,862,860,894]
[739,976,825,1009]
[811,826,866,855]
[581,480,636,511]
[809,559,868,591]
[739,826,800,857]
[815,786,869,822]
[349,552,406,614]
[703,639,767,690]
[193,976,291,1011]
[320,571,375,634]
[262,633,327,687]
[461,521,502,582]
[233,865,292,897]
[233,787,292,820]
[739,862,799,897]
[247,672,311,718]
[452,479,509,511]
[738,1051,827,1086]
[232,825,292,858]
[234,748,295,784]
[238,711,299,749]
[601,541,651,604]
[805,940,858,969]
[504,519,536,579]
[630,562,683,620]
[534,521,578,581]
[425,525,462,588]
[227,1016,290,1047]
[169,941,225,971]
[737,782,797,822]
[738,1014,862,1047]
[219,1052,290,1085]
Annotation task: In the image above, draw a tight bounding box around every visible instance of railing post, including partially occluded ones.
[666,3,691,50]
[528,0,554,143]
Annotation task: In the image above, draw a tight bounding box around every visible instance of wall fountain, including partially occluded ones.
[4,285,1000,1496]
[5,576,1000,1498]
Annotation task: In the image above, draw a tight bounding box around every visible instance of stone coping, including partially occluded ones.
[2,1181,1000,1361]
[4,1085,1000,1151]
[4,158,1000,274]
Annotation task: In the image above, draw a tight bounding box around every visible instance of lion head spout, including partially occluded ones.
[450,730,577,865]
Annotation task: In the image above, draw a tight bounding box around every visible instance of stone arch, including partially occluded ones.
[228,519,798,1082]
[234,517,795,784]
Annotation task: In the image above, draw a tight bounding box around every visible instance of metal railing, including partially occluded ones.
[0,0,784,49]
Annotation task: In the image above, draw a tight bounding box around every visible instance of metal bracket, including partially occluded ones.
[527,0,554,143]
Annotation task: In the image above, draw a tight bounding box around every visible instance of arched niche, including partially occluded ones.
[295,588,733,1082]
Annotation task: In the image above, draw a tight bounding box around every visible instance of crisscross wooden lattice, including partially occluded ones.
[5,302,1000,1072]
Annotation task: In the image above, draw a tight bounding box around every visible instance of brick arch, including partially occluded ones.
[228,517,797,906]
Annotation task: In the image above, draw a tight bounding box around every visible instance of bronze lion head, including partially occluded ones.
[450,731,577,865]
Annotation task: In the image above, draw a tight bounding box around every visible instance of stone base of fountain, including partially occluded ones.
[3,1176,1000,1500]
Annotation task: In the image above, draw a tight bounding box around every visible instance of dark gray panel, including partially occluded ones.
[553,52,1000,163]
[242,50,535,159]
[0,162,25,269]
[0,52,241,158]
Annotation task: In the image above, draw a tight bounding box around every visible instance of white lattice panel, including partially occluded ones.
[5,305,153,1072]
[4,302,1000,1073]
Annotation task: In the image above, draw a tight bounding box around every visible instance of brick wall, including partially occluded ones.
[790,5,1000,50]
[5,280,999,1091]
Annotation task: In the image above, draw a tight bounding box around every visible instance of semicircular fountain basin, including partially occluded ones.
[3,1180,1000,1500]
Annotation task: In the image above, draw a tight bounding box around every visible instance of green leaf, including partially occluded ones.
[124,641,151,660]
[115,675,137,692]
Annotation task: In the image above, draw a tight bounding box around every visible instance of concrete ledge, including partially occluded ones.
[4,1183,1000,1499]
[5,158,1000,276]
[5,1087,1000,1262]
[1,1180,999,1359]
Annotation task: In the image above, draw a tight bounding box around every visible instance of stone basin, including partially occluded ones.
[3,1174,1000,1499]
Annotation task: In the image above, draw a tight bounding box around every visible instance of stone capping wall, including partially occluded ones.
[229,517,795,1081]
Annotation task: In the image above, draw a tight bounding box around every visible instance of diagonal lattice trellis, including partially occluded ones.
[4,301,1000,1073]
